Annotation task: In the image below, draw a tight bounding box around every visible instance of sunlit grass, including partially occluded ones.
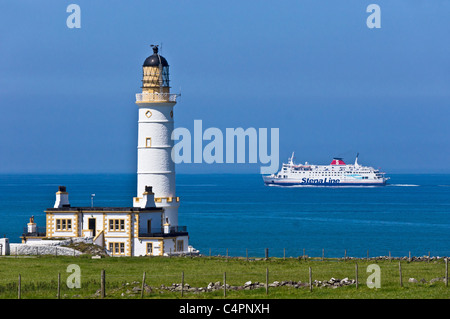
[0,256,448,299]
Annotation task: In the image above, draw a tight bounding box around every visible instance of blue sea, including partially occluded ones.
[1,174,449,258]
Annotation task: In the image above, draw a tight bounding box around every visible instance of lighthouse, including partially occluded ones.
[133,45,180,229]
[21,45,192,257]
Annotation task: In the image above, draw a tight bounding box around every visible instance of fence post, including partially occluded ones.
[226,248,229,260]
[224,272,227,298]
[266,268,269,295]
[181,271,184,297]
[283,248,286,260]
[367,249,369,261]
[141,271,146,299]
[409,251,411,263]
[101,269,106,298]
[18,274,21,299]
[209,248,211,257]
[309,267,312,292]
[265,248,269,260]
[303,248,305,261]
[322,249,324,262]
[57,273,61,299]
[344,249,347,261]
[446,258,448,288]
[399,262,403,288]
[355,263,358,289]
[389,251,391,262]
[246,249,248,261]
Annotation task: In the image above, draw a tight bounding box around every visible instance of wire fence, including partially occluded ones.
[4,244,448,262]
[195,247,448,261]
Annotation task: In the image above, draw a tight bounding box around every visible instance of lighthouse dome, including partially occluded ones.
[143,46,169,67]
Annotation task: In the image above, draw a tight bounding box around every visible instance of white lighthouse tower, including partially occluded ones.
[133,45,180,228]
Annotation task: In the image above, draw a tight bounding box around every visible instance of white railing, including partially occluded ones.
[136,92,179,102]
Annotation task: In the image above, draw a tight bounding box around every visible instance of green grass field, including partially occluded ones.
[0,255,449,299]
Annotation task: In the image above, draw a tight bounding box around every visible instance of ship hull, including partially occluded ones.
[263,176,386,187]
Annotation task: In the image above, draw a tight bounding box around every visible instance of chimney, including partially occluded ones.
[54,186,70,208]
[27,215,37,234]
[140,186,155,208]
[163,217,170,234]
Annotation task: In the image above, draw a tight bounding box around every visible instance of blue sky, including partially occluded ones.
[1,0,449,174]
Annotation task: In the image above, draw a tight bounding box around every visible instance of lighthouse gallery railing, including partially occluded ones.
[136,92,178,102]
[139,226,187,238]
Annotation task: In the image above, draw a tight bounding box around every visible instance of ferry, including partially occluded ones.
[263,153,388,186]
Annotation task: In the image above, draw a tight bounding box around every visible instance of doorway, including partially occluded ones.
[147,220,152,233]
[88,218,96,235]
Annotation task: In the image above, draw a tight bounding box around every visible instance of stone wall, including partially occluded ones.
[10,244,82,256]
[8,237,93,256]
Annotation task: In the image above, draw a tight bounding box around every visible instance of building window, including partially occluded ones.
[145,137,152,148]
[109,219,125,232]
[176,240,184,252]
[146,243,153,255]
[56,219,72,231]
[109,242,125,255]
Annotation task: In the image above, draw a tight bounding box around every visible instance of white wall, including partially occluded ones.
[137,102,176,199]
[80,213,105,237]
[0,238,9,255]
[138,212,163,233]
[133,238,163,256]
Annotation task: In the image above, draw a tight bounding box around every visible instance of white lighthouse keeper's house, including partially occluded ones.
[21,46,190,257]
